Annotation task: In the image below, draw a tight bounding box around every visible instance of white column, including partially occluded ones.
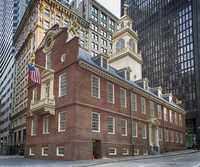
[149,124,152,146]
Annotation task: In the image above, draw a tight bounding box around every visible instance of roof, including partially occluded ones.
[77,49,186,113]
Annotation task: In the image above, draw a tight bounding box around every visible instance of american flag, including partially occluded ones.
[28,64,41,84]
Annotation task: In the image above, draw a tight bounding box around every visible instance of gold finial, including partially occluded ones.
[123,3,129,15]
[69,19,79,36]
[176,98,182,105]
[30,53,35,65]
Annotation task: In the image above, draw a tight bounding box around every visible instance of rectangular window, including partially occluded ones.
[180,133,183,143]
[150,101,154,117]
[107,83,114,103]
[175,132,178,143]
[142,124,146,138]
[57,147,64,156]
[43,115,50,134]
[126,71,130,81]
[179,114,182,126]
[101,12,107,27]
[121,119,127,136]
[56,15,60,23]
[164,107,167,121]
[132,122,137,137]
[109,19,115,32]
[123,148,129,155]
[102,57,107,69]
[31,119,36,136]
[120,88,126,107]
[134,149,139,155]
[64,20,68,27]
[44,9,49,17]
[174,112,178,124]
[92,6,98,22]
[143,150,148,155]
[109,148,116,155]
[159,128,162,140]
[131,93,137,111]
[158,105,161,119]
[30,148,35,155]
[171,131,174,142]
[42,147,48,156]
[108,116,115,134]
[33,88,37,103]
[44,21,49,29]
[46,53,51,69]
[169,110,173,123]
[58,111,66,132]
[92,76,100,98]
[80,30,84,37]
[165,129,168,141]
[141,97,145,114]
[59,73,66,97]
[92,112,100,132]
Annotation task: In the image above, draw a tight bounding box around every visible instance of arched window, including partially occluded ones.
[121,22,124,28]
[129,39,135,52]
[116,39,125,52]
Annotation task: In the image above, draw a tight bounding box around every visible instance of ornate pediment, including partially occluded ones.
[148,117,160,125]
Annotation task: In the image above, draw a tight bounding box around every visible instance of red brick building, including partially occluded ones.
[25,19,186,160]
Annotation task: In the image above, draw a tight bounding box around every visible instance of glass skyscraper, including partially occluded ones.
[121,0,200,145]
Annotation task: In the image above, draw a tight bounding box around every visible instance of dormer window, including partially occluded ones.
[145,82,148,90]
[126,71,130,81]
[92,53,109,70]
[116,67,132,81]
[135,78,149,90]
[102,57,107,69]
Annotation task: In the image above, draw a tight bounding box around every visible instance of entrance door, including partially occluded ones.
[93,140,99,159]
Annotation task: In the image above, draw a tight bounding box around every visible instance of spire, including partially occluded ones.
[123,3,129,15]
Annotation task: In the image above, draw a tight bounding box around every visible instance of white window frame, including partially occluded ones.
[174,112,178,124]
[121,119,127,136]
[159,128,162,141]
[164,107,168,121]
[42,147,48,156]
[46,52,51,69]
[141,97,146,114]
[58,111,66,132]
[92,112,100,132]
[169,110,173,123]
[59,73,66,97]
[132,122,137,137]
[123,148,129,155]
[143,149,148,155]
[165,129,169,141]
[29,147,35,156]
[92,76,100,98]
[131,93,137,111]
[179,114,182,126]
[175,132,178,143]
[120,88,126,107]
[107,82,114,103]
[134,149,139,155]
[31,119,36,136]
[108,116,115,134]
[57,146,64,156]
[109,148,116,155]
[180,133,183,143]
[150,101,154,117]
[158,105,162,119]
[43,115,50,134]
[142,124,146,139]
[171,131,174,142]
[33,88,38,103]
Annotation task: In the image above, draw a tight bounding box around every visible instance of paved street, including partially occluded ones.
[0,150,199,167]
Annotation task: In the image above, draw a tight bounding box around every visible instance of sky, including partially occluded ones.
[69,0,121,18]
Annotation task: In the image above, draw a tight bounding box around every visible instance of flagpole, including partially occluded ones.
[29,62,55,72]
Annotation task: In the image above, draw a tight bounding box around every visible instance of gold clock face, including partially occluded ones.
[44,34,53,51]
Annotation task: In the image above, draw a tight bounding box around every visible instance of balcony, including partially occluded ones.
[30,94,55,119]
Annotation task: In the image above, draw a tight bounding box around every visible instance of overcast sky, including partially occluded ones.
[69,0,121,18]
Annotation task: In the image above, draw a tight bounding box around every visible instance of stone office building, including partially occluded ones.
[25,14,186,160]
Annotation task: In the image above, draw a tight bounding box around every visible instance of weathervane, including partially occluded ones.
[123,3,129,15]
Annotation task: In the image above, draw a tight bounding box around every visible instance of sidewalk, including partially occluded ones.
[78,149,199,167]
